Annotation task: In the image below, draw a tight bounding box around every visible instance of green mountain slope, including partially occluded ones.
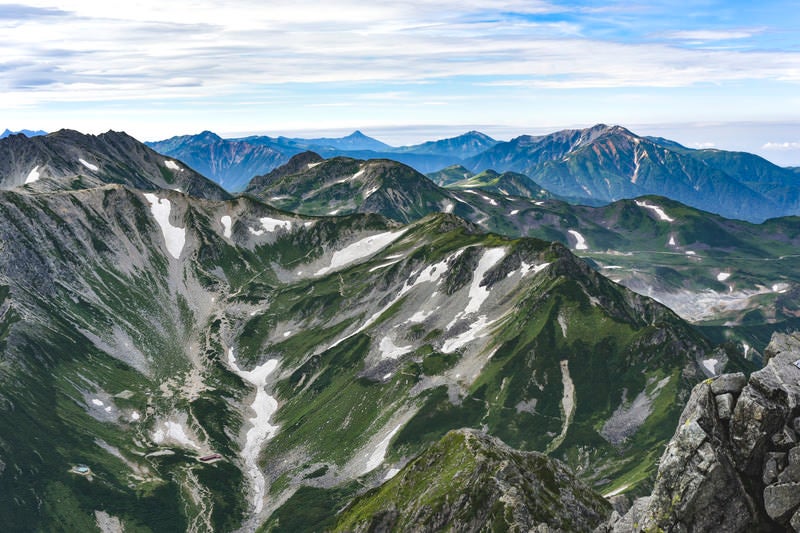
[245,154,456,223]
[442,169,551,200]
[331,429,612,532]
[0,177,736,531]
[246,154,800,336]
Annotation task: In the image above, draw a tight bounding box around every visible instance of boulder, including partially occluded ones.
[711,372,747,395]
[715,393,734,420]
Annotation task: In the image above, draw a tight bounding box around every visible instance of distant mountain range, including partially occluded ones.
[1,128,46,139]
[149,125,800,222]
[147,130,497,191]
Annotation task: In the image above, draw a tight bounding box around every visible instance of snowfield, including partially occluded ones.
[635,200,675,222]
[164,160,183,171]
[363,423,403,474]
[220,215,232,238]
[227,348,279,515]
[315,229,408,276]
[702,358,719,375]
[143,193,185,259]
[378,336,413,360]
[25,166,40,184]
[567,230,588,250]
[79,158,99,171]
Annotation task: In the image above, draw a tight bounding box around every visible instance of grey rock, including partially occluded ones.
[730,385,785,475]
[611,333,800,532]
[764,456,781,485]
[791,507,800,532]
[778,447,800,483]
[790,446,800,466]
[764,331,800,364]
[793,417,800,435]
[711,372,747,395]
[764,482,800,522]
[716,392,735,420]
[610,497,650,533]
[607,494,631,515]
[773,426,798,451]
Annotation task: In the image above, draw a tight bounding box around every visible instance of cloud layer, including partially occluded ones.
[1,0,799,143]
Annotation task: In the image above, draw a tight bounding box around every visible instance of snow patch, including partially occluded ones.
[363,423,402,474]
[384,468,400,480]
[509,209,520,215]
[307,162,321,169]
[519,261,550,277]
[315,229,408,276]
[227,348,279,514]
[463,248,506,315]
[557,313,568,337]
[568,230,588,250]
[378,336,413,360]
[369,260,401,272]
[441,315,495,353]
[717,272,731,282]
[603,484,631,498]
[143,193,185,259]
[443,202,454,214]
[702,358,718,376]
[152,420,200,450]
[548,360,576,452]
[635,200,674,222]
[25,166,40,184]
[91,398,104,407]
[220,215,232,238]
[773,283,790,293]
[363,185,380,198]
[668,235,676,246]
[79,158,99,171]
[130,411,141,422]
[164,160,183,171]
[685,250,696,256]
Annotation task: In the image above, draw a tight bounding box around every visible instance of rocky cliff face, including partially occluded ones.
[611,331,800,532]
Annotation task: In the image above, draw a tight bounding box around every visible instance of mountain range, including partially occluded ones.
[245,151,800,346]
[4,127,800,532]
[0,128,762,532]
[148,124,800,223]
[146,130,496,191]
[1,129,47,139]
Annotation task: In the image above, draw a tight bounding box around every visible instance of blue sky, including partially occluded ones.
[2,0,800,164]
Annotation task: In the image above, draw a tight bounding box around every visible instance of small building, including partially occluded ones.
[71,464,91,475]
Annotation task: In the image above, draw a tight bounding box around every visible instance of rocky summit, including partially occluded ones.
[610,331,800,532]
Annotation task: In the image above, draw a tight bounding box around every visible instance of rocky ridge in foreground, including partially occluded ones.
[610,331,800,532]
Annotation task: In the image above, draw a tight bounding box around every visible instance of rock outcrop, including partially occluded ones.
[333,429,613,532]
[610,332,800,532]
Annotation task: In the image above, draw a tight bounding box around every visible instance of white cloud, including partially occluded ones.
[762,141,800,150]
[692,142,716,149]
[665,29,759,41]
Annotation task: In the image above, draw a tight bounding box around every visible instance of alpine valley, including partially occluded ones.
[0,126,798,533]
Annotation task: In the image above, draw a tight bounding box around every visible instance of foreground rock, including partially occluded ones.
[333,429,612,532]
[610,332,800,532]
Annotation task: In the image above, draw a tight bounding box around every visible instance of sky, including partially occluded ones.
[2,0,800,165]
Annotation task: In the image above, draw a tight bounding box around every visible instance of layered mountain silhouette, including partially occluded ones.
[150,124,800,222]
